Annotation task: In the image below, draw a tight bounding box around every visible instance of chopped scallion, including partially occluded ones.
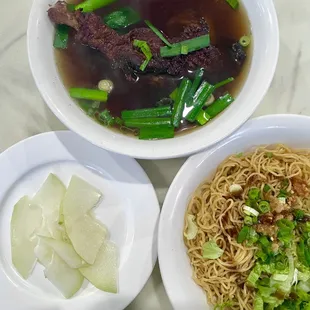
[75,0,116,12]
[248,187,261,201]
[196,110,211,126]
[144,20,172,47]
[133,39,152,71]
[181,45,189,55]
[104,7,140,29]
[204,93,234,118]
[160,34,210,57]
[239,35,251,47]
[54,24,70,49]
[214,77,234,89]
[258,201,270,214]
[121,106,172,119]
[263,184,271,193]
[124,117,172,128]
[69,88,108,102]
[99,109,114,126]
[139,126,174,140]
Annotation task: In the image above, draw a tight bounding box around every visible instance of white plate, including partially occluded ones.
[0,131,159,310]
[158,114,310,309]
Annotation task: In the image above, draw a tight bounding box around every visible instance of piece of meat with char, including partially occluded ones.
[48,1,245,81]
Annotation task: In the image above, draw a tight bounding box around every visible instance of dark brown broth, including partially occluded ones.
[55,0,251,135]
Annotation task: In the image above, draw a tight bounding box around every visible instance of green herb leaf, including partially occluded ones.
[263,184,271,193]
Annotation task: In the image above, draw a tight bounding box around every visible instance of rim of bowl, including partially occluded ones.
[158,114,310,308]
[27,0,279,160]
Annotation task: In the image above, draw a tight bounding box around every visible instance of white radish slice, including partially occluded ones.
[62,175,102,222]
[35,241,84,298]
[80,241,118,293]
[39,236,85,269]
[11,196,42,279]
[31,174,66,239]
[66,214,107,264]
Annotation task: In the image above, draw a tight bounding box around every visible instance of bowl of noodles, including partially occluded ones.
[158,114,310,309]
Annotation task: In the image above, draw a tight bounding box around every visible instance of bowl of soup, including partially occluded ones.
[28,0,279,159]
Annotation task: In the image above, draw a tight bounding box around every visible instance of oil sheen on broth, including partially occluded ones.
[55,0,251,135]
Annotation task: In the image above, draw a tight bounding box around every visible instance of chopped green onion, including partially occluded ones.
[239,35,251,47]
[91,101,100,109]
[294,209,305,221]
[98,79,114,93]
[160,34,210,57]
[204,93,234,118]
[244,216,253,226]
[104,7,140,29]
[236,152,243,158]
[237,226,250,244]
[115,117,124,126]
[53,24,70,49]
[98,109,114,126]
[169,88,178,101]
[278,189,289,198]
[121,106,172,119]
[69,88,108,102]
[185,81,215,122]
[248,187,261,201]
[196,110,211,126]
[186,68,205,107]
[202,240,224,259]
[276,219,296,246]
[144,20,172,47]
[265,152,273,158]
[75,0,116,12]
[263,184,271,193]
[133,40,153,71]
[172,78,192,128]
[139,125,174,140]
[124,117,172,128]
[243,206,259,217]
[226,0,239,10]
[214,77,234,89]
[258,201,270,214]
[181,45,189,55]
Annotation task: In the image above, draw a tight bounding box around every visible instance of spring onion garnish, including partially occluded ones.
[124,117,172,128]
[196,110,211,126]
[258,201,270,214]
[133,40,153,71]
[294,209,305,221]
[248,187,261,201]
[160,34,210,57]
[69,88,108,102]
[75,0,116,12]
[237,226,250,243]
[186,68,205,107]
[265,152,273,158]
[99,109,114,126]
[244,216,253,226]
[181,45,189,55]
[121,106,172,119]
[202,240,224,259]
[98,79,114,93]
[214,77,234,89]
[139,126,174,140]
[239,35,251,47]
[226,0,239,10]
[172,78,192,128]
[54,25,70,49]
[277,219,296,246]
[204,93,234,119]
[263,184,271,193]
[243,206,259,217]
[186,81,215,122]
[145,20,172,47]
[104,7,140,29]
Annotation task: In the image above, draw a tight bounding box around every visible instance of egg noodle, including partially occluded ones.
[184,145,310,309]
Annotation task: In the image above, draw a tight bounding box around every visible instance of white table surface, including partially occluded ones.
[1,0,309,308]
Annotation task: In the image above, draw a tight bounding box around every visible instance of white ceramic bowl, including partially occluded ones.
[28,0,279,159]
[158,114,310,309]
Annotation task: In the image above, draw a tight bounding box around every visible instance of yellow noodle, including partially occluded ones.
[184,144,310,309]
